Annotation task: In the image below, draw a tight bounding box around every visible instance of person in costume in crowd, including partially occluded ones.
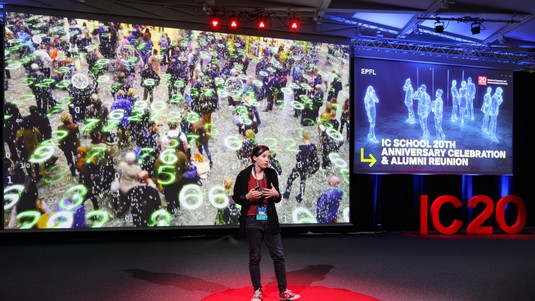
[318,111,341,170]
[237,129,258,163]
[282,131,319,203]
[7,177,51,229]
[192,119,213,167]
[316,175,344,223]
[127,170,161,227]
[79,130,114,211]
[116,151,142,217]
[110,90,133,147]
[15,117,43,180]
[57,113,81,177]
[4,102,23,162]
[154,145,188,214]
[339,97,350,141]
[140,51,161,102]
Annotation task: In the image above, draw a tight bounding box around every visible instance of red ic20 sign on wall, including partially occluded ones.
[420,195,526,235]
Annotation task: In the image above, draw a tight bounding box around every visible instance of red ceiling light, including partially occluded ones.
[257,17,267,29]
[209,15,220,29]
[229,16,239,29]
[289,16,299,31]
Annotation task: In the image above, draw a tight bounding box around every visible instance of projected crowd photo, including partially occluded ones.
[354,58,513,175]
[3,12,351,230]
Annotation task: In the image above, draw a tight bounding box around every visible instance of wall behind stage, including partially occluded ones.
[351,71,535,232]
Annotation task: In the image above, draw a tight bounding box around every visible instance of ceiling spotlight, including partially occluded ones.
[257,17,267,29]
[209,15,220,29]
[471,22,481,35]
[229,16,239,29]
[434,20,444,33]
[289,16,299,31]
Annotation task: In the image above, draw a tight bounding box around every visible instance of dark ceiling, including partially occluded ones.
[3,0,535,68]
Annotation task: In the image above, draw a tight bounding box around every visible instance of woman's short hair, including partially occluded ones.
[250,144,270,162]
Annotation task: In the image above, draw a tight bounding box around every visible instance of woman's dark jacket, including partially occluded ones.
[232,165,282,237]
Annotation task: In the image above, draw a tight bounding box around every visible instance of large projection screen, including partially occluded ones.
[353,57,513,175]
[3,12,351,230]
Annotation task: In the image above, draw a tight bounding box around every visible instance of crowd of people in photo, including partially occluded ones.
[405,76,504,142]
[366,75,505,144]
[3,12,350,229]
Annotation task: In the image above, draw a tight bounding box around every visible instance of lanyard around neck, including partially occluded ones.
[253,167,266,190]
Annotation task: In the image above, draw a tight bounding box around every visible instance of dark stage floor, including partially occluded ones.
[1,230,534,301]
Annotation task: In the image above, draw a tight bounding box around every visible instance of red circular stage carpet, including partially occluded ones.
[202,285,379,301]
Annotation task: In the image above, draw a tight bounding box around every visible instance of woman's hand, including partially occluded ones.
[246,187,263,201]
[262,183,279,199]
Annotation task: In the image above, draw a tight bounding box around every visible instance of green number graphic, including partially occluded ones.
[47,211,74,229]
[29,145,55,163]
[16,211,40,229]
[179,184,204,210]
[4,184,25,210]
[157,165,176,186]
[209,185,229,209]
[149,209,172,227]
[86,210,110,228]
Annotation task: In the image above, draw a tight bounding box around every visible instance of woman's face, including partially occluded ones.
[254,150,271,170]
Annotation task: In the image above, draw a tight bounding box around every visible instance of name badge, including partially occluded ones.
[256,206,268,220]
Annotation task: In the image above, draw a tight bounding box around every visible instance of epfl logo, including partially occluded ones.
[361,68,377,75]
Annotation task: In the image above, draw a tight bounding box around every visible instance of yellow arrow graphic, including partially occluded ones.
[360,148,377,167]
